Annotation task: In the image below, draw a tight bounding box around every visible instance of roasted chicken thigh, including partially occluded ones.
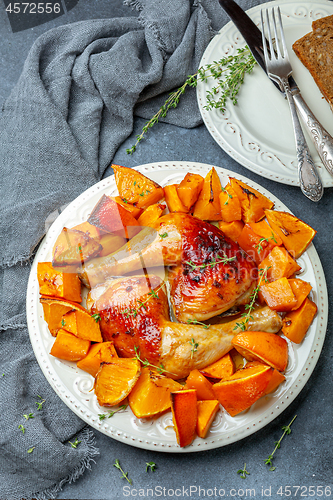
[82,213,257,322]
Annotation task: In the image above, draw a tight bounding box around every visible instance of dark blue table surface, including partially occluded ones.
[2,1,332,499]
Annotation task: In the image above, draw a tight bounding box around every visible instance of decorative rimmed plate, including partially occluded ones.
[197,0,333,187]
[26,162,328,452]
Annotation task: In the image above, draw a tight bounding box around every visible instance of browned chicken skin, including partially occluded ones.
[82,213,257,322]
[88,275,283,379]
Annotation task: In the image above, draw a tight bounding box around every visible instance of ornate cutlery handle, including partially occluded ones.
[293,91,333,177]
[282,78,323,202]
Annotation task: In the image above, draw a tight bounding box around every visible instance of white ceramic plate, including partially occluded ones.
[197,0,333,187]
[26,162,328,452]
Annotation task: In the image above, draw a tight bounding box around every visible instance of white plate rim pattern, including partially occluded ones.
[196,0,333,187]
[26,161,328,453]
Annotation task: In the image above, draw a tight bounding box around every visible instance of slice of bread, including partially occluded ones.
[292,15,333,112]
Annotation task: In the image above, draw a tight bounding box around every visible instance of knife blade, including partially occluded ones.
[218,0,333,177]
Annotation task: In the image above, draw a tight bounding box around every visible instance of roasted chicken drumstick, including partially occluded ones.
[87,275,283,379]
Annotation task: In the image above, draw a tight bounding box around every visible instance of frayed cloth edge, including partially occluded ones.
[34,427,100,500]
[123,0,143,12]
[0,313,27,332]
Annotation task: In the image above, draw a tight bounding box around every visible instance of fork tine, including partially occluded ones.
[277,7,288,58]
[271,9,282,59]
[260,10,269,63]
[265,9,275,61]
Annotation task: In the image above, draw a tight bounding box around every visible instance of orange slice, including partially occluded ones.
[77,342,118,377]
[212,363,273,416]
[186,370,215,400]
[94,358,141,406]
[232,331,288,372]
[128,368,182,418]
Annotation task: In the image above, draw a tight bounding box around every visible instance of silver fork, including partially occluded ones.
[261,7,323,202]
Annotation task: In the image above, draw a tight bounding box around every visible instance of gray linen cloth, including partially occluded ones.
[0,0,260,498]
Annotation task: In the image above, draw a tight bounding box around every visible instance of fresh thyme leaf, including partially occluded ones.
[146,461,156,472]
[23,413,34,420]
[134,346,175,376]
[61,319,66,327]
[68,437,81,448]
[18,424,25,434]
[184,253,236,272]
[186,319,210,330]
[120,284,163,318]
[237,463,250,479]
[264,415,297,471]
[159,232,168,239]
[35,395,46,411]
[27,447,35,454]
[92,313,101,322]
[114,459,132,484]
[99,405,128,420]
[126,47,255,154]
[189,338,199,359]
[233,266,270,331]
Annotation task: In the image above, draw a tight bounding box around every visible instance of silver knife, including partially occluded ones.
[218,0,333,178]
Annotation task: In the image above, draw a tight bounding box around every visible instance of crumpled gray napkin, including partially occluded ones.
[0,0,260,498]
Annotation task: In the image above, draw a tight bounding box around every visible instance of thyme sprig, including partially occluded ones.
[233,266,270,331]
[255,234,278,254]
[114,459,132,484]
[98,405,128,420]
[127,47,256,154]
[189,338,199,359]
[237,463,250,479]
[35,395,45,411]
[121,285,164,319]
[146,461,156,472]
[265,415,297,471]
[68,437,81,448]
[134,346,175,376]
[185,253,236,272]
[186,319,210,330]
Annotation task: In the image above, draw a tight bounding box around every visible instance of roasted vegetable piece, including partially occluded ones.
[72,221,106,239]
[77,342,118,377]
[176,173,204,210]
[128,367,183,418]
[59,309,103,342]
[219,184,242,222]
[111,196,143,219]
[40,297,86,336]
[192,167,222,221]
[200,353,235,380]
[249,220,283,246]
[137,203,166,227]
[164,184,189,213]
[52,228,102,268]
[260,277,298,312]
[232,331,289,372]
[98,234,126,257]
[50,329,90,361]
[88,195,141,239]
[245,361,285,395]
[94,358,141,406]
[212,363,273,416]
[237,224,276,265]
[186,369,216,400]
[229,178,274,223]
[37,262,81,302]
[258,246,301,281]
[196,400,220,438]
[282,297,317,343]
[265,209,316,258]
[112,164,164,209]
[219,220,244,242]
[170,389,197,447]
[288,278,312,310]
